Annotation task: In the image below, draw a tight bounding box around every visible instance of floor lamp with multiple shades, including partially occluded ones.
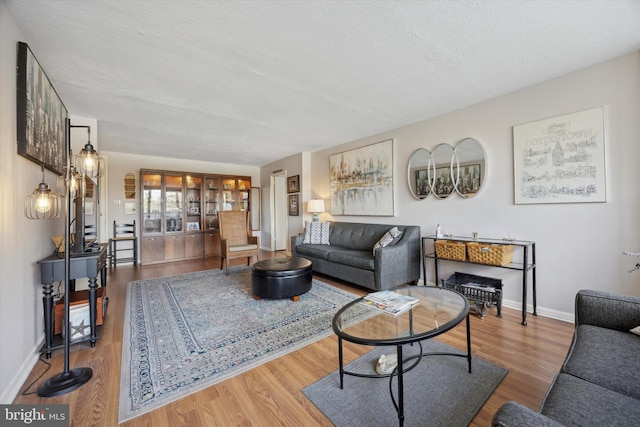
[25,118,102,397]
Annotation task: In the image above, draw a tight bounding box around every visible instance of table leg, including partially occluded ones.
[101,264,107,287]
[422,239,426,287]
[88,277,98,346]
[42,282,54,359]
[521,245,528,326]
[466,313,472,373]
[532,243,537,316]
[338,336,344,389]
[396,345,404,426]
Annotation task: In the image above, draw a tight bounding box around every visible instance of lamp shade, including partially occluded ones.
[308,199,325,213]
[308,199,325,222]
[75,142,103,178]
[25,182,62,219]
[25,164,62,220]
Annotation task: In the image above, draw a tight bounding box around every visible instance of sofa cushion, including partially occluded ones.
[229,244,258,252]
[295,244,332,260]
[327,249,375,271]
[372,227,403,255]
[329,222,390,251]
[541,373,640,426]
[562,324,640,399]
[303,221,330,245]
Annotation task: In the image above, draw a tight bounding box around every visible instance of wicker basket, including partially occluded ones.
[434,240,466,261]
[466,242,514,266]
[124,173,136,199]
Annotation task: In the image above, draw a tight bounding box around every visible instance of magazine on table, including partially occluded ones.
[361,290,420,316]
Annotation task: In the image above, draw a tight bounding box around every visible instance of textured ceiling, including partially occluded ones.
[5,1,640,167]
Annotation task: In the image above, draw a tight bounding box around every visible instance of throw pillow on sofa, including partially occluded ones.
[373,227,403,255]
[303,221,330,245]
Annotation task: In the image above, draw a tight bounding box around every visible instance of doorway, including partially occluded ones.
[270,172,288,251]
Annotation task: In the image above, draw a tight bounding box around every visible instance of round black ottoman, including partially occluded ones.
[251,257,312,301]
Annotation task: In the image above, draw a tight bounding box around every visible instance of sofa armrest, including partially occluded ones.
[291,234,304,257]
[575,289,640,331]
[374,228,421,288]
[492,401,565,427]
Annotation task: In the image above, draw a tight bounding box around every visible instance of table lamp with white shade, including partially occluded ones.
[307,199,325,222]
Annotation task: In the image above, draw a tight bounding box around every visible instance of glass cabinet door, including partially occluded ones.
[165,174,183,232]
[185,175,202,232]
[238,178,250,212]
[142,173,162,233]
[204,176,220,230]
[221,178,236,211]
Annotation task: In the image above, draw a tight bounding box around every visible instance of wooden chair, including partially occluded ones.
[84,224,97,242]
[219,211,259,274]
[110,220,137,268]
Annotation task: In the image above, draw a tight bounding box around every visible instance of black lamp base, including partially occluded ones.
[37,367,93,397]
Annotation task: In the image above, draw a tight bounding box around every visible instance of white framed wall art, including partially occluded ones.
[513,106,607,204]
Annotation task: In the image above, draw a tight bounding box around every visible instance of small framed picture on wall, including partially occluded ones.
[287,175,300,193]
[288,194,299,216]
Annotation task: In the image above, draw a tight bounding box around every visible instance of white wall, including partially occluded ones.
[309,51,640,319]
[260,152,307,251]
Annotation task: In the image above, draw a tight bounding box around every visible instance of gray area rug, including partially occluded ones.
[118,266,363,423]
[303,340,508,427]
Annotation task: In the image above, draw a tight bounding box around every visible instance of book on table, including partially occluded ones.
[361,290,420,316]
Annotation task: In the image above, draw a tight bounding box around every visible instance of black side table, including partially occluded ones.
[37,244,107,358]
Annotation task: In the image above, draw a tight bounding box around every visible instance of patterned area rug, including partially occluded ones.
[118,266,362,422]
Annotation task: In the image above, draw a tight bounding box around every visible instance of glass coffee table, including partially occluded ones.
[332,285,471,426]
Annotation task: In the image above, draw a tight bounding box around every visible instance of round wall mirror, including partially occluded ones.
[407,148,431,199]
[429,143,455,199]
[453,138,486,198]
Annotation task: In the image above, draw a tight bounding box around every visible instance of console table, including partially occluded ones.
[422,235,536,325]
[38,244,108,357]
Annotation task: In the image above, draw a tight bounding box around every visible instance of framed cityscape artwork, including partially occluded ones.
[329,139,394,216]
[16,42,67,175]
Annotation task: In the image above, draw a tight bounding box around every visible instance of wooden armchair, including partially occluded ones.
[219,211,259,274]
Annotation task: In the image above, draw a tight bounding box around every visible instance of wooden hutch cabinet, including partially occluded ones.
[140,169,251,265]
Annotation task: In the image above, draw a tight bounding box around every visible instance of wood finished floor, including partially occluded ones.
[14,252,575,426]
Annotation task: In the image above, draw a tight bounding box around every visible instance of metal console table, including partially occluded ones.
[37,244,108,358]
[422,235,536,325]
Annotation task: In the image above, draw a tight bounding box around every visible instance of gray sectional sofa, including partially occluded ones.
[291,221,421,291]
[493,289,640,427]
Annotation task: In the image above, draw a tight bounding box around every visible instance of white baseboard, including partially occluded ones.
[421,281,574,323]
[0,335,44,403]
[501,299,574,323]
